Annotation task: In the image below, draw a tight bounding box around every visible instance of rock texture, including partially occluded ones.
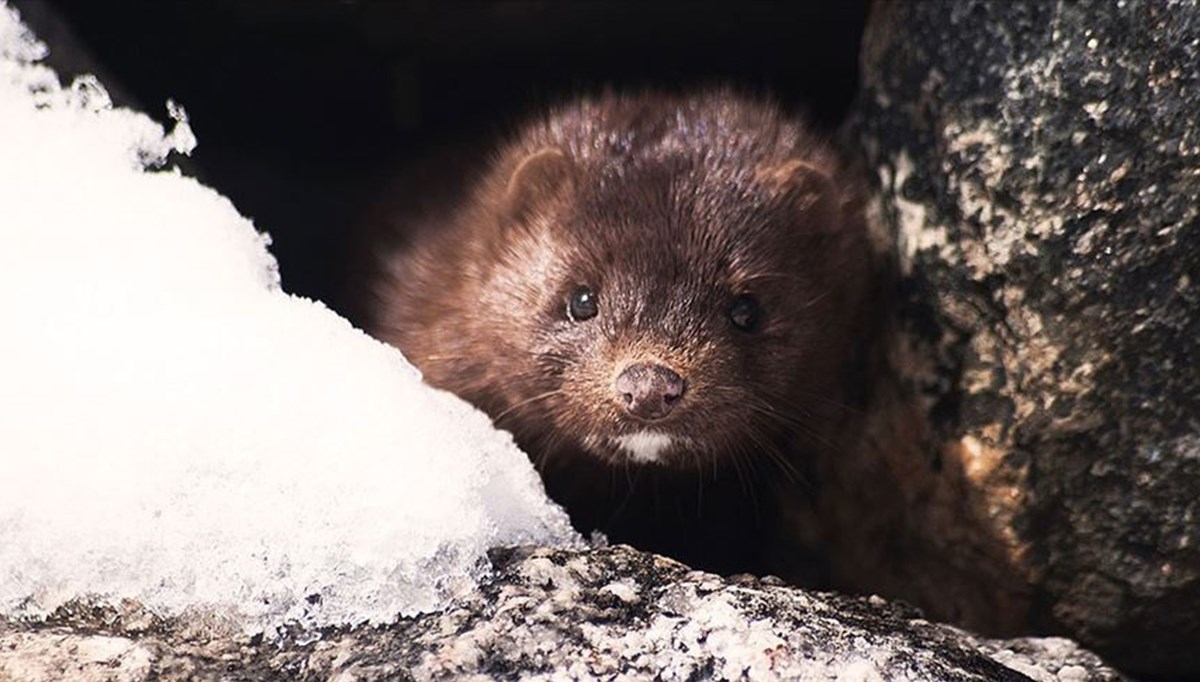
[842,0,1200,677]
[0,545,1121,681]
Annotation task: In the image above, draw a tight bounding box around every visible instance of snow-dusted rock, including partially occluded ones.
[0,545,1124,682]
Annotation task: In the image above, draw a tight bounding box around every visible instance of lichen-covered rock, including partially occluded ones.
[844,0,1200,677]
[0,545,1122,681]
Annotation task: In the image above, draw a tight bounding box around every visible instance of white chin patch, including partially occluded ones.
[610,430,674,464]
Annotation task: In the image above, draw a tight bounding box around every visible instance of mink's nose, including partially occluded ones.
[615,362,686,420]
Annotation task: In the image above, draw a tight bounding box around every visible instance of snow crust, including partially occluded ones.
[0,2,578,632]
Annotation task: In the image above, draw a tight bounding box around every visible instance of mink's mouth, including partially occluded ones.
[599,429,695,465]
[609,430,673,463]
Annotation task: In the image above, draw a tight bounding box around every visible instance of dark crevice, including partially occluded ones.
[27,0,870,315]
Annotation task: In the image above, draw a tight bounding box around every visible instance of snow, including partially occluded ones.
[0,1,578,632]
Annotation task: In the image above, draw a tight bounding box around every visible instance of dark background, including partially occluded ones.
[21,0,869,315]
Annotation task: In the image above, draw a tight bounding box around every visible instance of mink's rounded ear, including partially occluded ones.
[504,147,575,224]
[757,158,840,230]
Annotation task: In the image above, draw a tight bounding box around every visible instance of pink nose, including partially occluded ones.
[615,362,686,420]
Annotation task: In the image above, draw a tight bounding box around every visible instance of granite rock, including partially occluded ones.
[842,0,1200,677]
[0,545,1123,681]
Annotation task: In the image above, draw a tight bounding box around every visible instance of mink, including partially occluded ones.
[358,91,873,577]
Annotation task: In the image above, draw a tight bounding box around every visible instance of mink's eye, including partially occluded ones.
[567,286,599,322]
[729,293,761,332]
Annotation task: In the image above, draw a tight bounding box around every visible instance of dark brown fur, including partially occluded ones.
[360,92,871,577]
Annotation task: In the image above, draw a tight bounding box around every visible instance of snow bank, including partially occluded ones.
[0,2,578,632]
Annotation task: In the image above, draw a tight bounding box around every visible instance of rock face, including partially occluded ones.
[843,0,1200,677]
[0,545,1121,682]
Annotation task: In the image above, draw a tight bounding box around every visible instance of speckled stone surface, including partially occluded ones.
[0,545,1122,681]
[849,0,1200,677]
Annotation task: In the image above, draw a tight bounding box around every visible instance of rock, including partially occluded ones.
[841,0,1200,677]
[0,545,1123,681]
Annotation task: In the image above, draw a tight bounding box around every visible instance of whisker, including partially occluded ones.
[604,463,643,529]
[710,383,862,419]
[493,389,565,423]
[801,287,835,309]
[537,352,579,367]
[733,450,761,522]
[759,444,806,488]
[739,272,804,283]
[752,404,841,454]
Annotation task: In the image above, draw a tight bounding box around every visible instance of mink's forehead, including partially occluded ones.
[565,161,781,259]
[534,94,806,170]
[552,194,793,306]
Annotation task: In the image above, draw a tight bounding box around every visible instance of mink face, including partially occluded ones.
[368,92,869,477]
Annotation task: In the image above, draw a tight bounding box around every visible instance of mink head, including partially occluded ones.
[383,93,869,470]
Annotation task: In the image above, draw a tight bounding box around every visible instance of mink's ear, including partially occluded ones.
[503,147,575,224]
[757,158,840,230]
